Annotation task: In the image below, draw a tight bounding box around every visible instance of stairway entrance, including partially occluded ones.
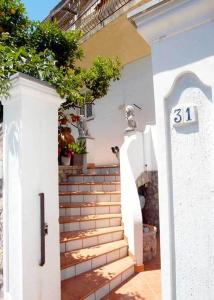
[59,165,161,300]
[59,165,135,299]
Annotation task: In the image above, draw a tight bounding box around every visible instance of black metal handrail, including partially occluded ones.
[39,193,48,267]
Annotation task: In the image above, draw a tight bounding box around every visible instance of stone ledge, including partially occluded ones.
[59,165,83,182]
[143,224,157,262]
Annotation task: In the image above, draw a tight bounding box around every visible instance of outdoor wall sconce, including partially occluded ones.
[111,146,119,161]
[111,146,119,154]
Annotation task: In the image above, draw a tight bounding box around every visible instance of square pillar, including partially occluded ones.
[129,1,214,299]
[2,73,62,300]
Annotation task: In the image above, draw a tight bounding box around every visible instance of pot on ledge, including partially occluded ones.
[61,155,71,166]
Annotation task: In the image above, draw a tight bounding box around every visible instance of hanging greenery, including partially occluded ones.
[0,0,121,112]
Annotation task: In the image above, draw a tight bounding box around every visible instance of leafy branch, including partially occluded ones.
[0,0,121,110]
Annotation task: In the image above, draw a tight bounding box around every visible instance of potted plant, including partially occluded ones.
[60,145,73,166]
[69,140,87,170]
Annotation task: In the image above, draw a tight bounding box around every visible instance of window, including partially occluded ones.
[80,103,94,120]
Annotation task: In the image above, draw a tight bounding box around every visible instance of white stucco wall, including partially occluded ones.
[86,56,155,165]
[120,125,157,266]
[130,0,214,299]
[120,131,144,266]
[153,24,214,300]
[3,74,61,300]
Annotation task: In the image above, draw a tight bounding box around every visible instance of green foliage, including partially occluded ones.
[0,0,31,47]
[0,0,121,110]
[83,56,121,100]
[0,45,60,97]
[69,140,87,155]
[30,21,84,68]
[0,0,29,36]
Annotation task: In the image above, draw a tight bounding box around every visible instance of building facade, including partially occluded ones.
[47,0,156,165]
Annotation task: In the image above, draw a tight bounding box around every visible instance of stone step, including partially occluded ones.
[61,240,128,280]
[59,214,122,232]
[59,202,121,217]
[59,181,120,192]
[61,256,135,300]
[59,191,121,203]
[68,173,120,183]
[60,226,124,253]
[87,165,120,175]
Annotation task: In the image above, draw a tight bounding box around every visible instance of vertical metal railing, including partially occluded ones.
[69,0,133,34]
[39,193,48,267]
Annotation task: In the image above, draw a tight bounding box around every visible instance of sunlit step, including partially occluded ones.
[59,191,121,203]
[59,202,121,217]
[59,181,120,192]
[61,240,128,280]
[87,165,120,175]
[59,214,121,232]
[60,226,124,253]
[61,256,135,300]
[68,173,120,183]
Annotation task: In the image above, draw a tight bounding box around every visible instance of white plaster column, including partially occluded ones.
[129,1,214,299]
[120,131,144,268]
[2,73,62,300]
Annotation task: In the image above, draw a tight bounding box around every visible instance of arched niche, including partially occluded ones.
[164,71,214,299]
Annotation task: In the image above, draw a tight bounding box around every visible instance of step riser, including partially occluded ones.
[60,217,121,232]
[68,175,120,183]
[85,265,134,300]
[59,194,121,203]
[60,230,124,253]
[87,167,120,175]
[59,183,120,193]
[59,205,121,217]
[61,246,128,281]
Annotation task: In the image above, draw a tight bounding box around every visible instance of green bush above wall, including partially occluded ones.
[0,0,121,118]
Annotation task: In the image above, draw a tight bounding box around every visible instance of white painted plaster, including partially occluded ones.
[130,0,214,299]
[84,137,95,165]
[2,73,61,300]
[74,57,155,165]
[166,72,214,300]
[120,126,157,266]
[143,125,158,171]
[120,131,144,265]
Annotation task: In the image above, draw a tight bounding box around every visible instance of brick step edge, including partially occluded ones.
[61,256,135,300]
[60,226,124,243]
[60,240,128,270]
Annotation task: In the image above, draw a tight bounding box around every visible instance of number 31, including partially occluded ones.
[172,106,197,127]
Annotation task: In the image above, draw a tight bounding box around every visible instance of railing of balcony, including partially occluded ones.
[48,0,89,32]
[69,0,133,34]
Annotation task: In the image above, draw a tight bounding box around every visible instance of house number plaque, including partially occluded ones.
[171,105,198,127]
